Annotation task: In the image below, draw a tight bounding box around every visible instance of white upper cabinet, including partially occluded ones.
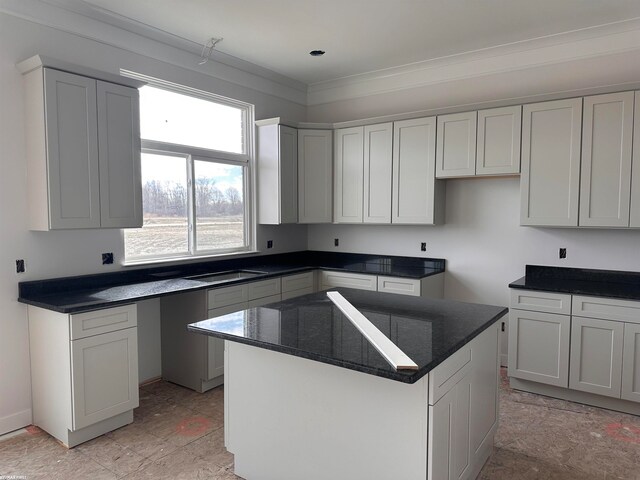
[97,81,143,228]
[298,129,333,223]
[40,69,102,229]
[19,57,143,230]
[476,106,522,176]
[334,126,364,223]
[579,92,634,227]
[520,98,582,226]
[257,123,298,224]
[436,111,477,178]
[392,117,444,225]
[363,123,393,223]
[630,91,640,228]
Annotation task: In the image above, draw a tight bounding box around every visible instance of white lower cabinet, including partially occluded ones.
[509,289,640,412]
[28,304,138,447]
[569,316,624,398]
[622,322,640,402]
[428,321,500,480]
[508,309,570,387]
[319,270,377,291]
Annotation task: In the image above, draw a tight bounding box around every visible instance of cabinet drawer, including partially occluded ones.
[70,304,137,340]
[281,271,315,293]
[377,276,420,296]
[248,294,282,308]
[572,295,640,324]
[428,344,472,405]
[281,286,315,301]
[208,284,249,309]
[248,278,281,300]
[510,289,571,315]
[320,271,377,291]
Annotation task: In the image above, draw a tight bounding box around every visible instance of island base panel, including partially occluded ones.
[225,342,429,480]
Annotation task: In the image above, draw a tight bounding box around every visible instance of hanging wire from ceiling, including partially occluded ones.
[199,37,223,65]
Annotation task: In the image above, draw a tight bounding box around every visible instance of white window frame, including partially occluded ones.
[122,72,256,264]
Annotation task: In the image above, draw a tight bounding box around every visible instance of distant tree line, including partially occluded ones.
[142,179,243,217]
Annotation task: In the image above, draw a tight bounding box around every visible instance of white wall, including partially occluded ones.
[309,178,640,306]
[0,11,307,434]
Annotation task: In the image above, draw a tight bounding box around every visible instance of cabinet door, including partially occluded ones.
[319,270,377,291]
[579,92,634,227]
[44,68,101,229]
[436,111,477,178]
[508,309,570,387]
[392,117,442,224]
[629,92,640,227]
[206,303,248,381]
[363,123,393,223]
[569,316,623,398]
[298,129,333,223]
[428,374,471,480]
[257,124,298,224]
[476,106,522,176]
[97,81,142,228]
[70,327,138,430]
[334,127,364,223]
[622,322,640,402]
[520,98,582,226]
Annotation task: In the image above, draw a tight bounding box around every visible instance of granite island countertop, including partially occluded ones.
[188,288,507,384]
[18,251,445,313]
[509,265,640,301]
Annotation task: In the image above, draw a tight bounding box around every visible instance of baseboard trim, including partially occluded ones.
[0,409,32,436]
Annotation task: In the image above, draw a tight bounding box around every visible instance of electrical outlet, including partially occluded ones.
[334,238,339,247]
[267,240,273,249]
[420,242,427,252]
[16,259,25,273]
[102,252,114,265]
[559,248,567,259]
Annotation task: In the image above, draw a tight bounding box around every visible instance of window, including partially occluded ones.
[124,80,254,262]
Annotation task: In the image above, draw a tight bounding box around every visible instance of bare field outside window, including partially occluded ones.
[124,216,244,258]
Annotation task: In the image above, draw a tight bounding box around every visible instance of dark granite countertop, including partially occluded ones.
[188,288,507,384]
[18,251,445,313]
[509,265,640,301]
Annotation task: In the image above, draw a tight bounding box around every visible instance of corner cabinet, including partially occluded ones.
[256,122,298,224]
[392,117,445,225]
[298,129,333,223]
[18,56,143,230]
[28,304,138,447]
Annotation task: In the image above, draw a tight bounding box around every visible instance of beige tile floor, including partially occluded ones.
[1,368,639,479]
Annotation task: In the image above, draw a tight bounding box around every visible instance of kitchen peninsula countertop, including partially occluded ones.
[187,288,507,384]
[18,251,445,313]
[509,265,640,301]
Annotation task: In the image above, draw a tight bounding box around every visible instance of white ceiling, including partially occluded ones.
[72,0,640,85]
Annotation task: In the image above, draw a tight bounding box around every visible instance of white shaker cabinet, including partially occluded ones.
[476,106,522,176]
[256,122,298,224]
[520,98,582,226]
[28,304,138,447]
[630,91,640,227]
[392,117,444,224]
[18,56,143,230]
[334,126,364,223]
[436,111,477,178]
[569,316,624,398]
[579,92,634,227]
[363,123,393,223]
[622,322,640,402]
[298,129,333,223]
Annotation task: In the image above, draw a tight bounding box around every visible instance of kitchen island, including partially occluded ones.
[188,288,507,480]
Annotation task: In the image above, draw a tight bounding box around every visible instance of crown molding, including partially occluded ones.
[307,17,640,106]
[0,0,308,105]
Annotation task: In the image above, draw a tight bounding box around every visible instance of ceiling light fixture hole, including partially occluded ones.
[309,50,325,57]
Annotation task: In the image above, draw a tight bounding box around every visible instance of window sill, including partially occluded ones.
[123,250,261,268]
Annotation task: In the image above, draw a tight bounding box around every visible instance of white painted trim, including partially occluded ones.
[1,0,307,105]
[326,291,418,371]
[0,409,32,436]
[307,18,640,105]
